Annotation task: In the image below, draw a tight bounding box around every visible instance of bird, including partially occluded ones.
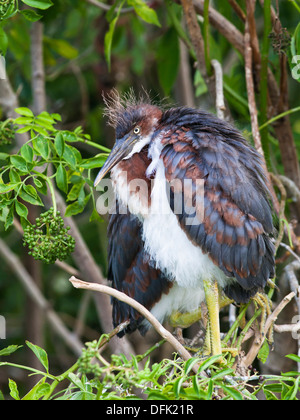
[94,90,275,359]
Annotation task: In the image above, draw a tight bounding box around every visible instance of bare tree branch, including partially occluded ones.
[69,276,204,375]
[181,0,207,77]
[244,20,279,214]
[211,59,225,120]
[31,22,46,114]
[241,291,296,369]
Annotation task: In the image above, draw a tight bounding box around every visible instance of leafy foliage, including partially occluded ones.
[0,108,108,240]
[0,341,300,400]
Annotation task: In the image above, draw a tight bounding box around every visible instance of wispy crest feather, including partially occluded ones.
[102,88,153,128]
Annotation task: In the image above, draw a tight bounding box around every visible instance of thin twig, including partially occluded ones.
[278,175,300,203]
[85,0,133,12]
[181,0,207,77]
[274,323,300,334]
[284,261,300,314]
[211,59,225,120]
[69,276,202,375]
[244,22,263,158]
[227,0,246,22]
[280,243,300,265]
[244,19,279,214]
[241,291,296,369]
[264,292,296,336]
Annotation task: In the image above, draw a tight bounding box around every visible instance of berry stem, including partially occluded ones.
[45,178,57,217]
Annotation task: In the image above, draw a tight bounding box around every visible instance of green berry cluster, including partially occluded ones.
[78,340,103,378]
[23,208,75,264]
[0,1,13,20]
[0,120,15,146]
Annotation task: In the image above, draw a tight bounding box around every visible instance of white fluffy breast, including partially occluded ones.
[142,137,229,291]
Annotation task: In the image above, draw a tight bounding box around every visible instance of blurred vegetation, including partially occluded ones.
[0,0,300,400]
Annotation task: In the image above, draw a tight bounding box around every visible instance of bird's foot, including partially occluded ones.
[252,292,273,344]
[169,308,202,330]
[196,346,239,365]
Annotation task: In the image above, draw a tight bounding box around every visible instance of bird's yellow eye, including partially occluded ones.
[133,126,141,135]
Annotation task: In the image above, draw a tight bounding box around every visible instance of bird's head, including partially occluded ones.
[94,90,162,186]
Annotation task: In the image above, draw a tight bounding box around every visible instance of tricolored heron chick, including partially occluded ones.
[95,91,275,358]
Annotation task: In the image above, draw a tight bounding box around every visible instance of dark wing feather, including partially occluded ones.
[160,108,275,303]
[107,203,172,336]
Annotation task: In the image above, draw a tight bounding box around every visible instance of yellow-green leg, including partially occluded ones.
[203,279,222,357]
[203,279,238,362]
[169,285,237,361]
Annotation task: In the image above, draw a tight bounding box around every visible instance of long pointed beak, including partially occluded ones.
[94,134,137,187]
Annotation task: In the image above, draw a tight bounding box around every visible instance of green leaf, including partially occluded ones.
[63,145,77,169]
[67,182,85,202]
[283,377,300,400]
[0,27,8,56]
[20,9,42,22]
[15,107,34,117]
[24,184,38,198]
[104,0,125,69]
[184,357,201,375]
[19,186,43,206]
[89,208,102,223]
[220,384,243,400]
[5,204,14,230]
[32,136,50,160]
[65,201,84,217]
[9,169,21,184]
[258,339,270,364]
[45,37,78,60]
[22,381,50,400]
[21,0,53,10]
[56,164,68,194]
[10,155,28,173]
[68,373,86,391]
[157,27,180,95]
[286,354,300,363]
[9,379,20,400]
[0,345,22,357]
[62,131,78,143]
[104,16,118,71]
[26,341,49,372]
[0,183,18,194]
[34,177,48,195]
[54,132,65,157]
[14,116,34,125]
[20,144,34,163]
[16,126,32,134]
[0,153,9,161]
[198,354,222,372]
[15,201,28,219]
[128,0,160,26]
[263,389,279,400]
[65,194,91,217]
[1,2,18,21]
[80,155,108,169]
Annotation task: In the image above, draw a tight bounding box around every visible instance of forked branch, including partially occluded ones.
[69,276,203,374]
